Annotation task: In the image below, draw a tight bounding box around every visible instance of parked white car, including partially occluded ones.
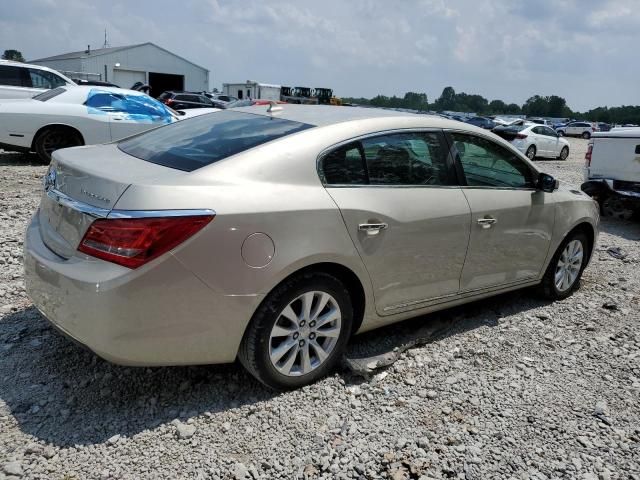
[556,121,594,139]
[0,86,219,162]
[581,128,640,219]
[493,124,570,160]
[0,60,75,99]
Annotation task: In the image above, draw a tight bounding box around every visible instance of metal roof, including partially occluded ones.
[30,42,209,73]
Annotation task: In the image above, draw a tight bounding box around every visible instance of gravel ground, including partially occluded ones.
[1,139,639,480]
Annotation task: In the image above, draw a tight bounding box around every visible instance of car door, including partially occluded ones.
[321,130,471,315]
[566,122,579,136]
[530,127,549,156]
[542,126,561,156]
[448,131,555,292]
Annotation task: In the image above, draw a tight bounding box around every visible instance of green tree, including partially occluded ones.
[547,95,568,117]
[402,91,429,110]
[2,49,25,62]
[435,86,456,110]
[488,99,507,113]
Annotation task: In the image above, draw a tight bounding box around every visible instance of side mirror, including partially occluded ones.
[537,172,558,192]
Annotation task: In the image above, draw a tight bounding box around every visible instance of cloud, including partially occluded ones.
[0,0,638,110]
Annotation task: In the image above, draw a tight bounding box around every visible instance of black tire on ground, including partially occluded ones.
[238,271,353,390]
[558,146,569,160]
[526,145,536,160]
[538,231,589,300]
[582,131,591,140]
[557,130,565,137]
[34,127,83,164]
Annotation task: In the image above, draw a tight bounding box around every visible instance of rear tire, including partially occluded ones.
[602,194,634,220]
[238,272,353,390]
[582,131,591,140]
[558,146,569,160]
[538,232,588,300]
[525,145,536,160]
[34,127,83,164]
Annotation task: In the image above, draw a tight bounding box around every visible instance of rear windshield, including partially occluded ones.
[32,87,66,101]
[118,111,313,172]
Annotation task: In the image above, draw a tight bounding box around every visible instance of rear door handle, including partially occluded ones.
[477,217,497,229]
[358,222,388,236]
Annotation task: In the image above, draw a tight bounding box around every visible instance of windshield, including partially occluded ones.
[118,111,313,172]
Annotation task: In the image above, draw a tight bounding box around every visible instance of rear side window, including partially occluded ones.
[0,65,27,87]
[362,132,450,185]
[118,111,313,172]
[320,131,451,186]
[28,68,67,89]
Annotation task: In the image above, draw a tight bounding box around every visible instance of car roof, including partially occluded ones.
[230,104,434,127]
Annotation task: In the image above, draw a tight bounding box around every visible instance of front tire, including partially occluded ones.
[238,272,353,390]
[539,232,588,300]
[582,131,591,140]
[34,127,83,164]
[525,145,536,160]
[557,130,565,137]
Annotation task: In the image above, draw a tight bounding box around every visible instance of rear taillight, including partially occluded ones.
[585,144,593,167]
[78,215,214,269]
[515,133,528,139]
[164,98,174,105]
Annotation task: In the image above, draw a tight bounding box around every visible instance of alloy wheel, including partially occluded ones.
[555,240,584,292]
[268,291,342,377]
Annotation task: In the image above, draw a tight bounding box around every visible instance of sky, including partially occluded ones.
[1,0,638,111]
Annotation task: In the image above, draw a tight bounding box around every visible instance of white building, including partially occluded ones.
[31,42,209,97]
[223,81,282,101]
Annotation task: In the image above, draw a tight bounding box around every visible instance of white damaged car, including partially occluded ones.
[0,86,219,162]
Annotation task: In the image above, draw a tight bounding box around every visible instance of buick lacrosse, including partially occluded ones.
[24,104,599,389]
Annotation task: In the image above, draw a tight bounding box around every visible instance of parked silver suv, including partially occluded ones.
[556,121,594,139]
[24,106,600,389]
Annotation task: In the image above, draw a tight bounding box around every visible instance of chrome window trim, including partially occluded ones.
[46,189,215,219]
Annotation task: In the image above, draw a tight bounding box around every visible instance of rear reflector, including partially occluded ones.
[78,215,214,269]
[585,144,593,167]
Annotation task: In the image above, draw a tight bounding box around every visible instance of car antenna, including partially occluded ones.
[266,101,283,114]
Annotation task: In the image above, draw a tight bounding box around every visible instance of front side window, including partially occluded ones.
[119,110,313,172]
[320,131,451,186]
[451,133,534,189]
[0,65,27,87]
[28,68,67,89]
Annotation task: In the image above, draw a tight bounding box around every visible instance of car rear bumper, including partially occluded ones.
[24,212,261,366]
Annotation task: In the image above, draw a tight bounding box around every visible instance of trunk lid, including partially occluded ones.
[39,144,180,258]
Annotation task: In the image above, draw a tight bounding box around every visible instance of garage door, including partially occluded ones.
[113,69,146,89]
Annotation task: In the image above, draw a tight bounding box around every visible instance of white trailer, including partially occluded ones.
[222,81,281,101]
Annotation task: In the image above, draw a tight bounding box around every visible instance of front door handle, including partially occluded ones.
[477,217,497,229]
[358,222,388,236]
